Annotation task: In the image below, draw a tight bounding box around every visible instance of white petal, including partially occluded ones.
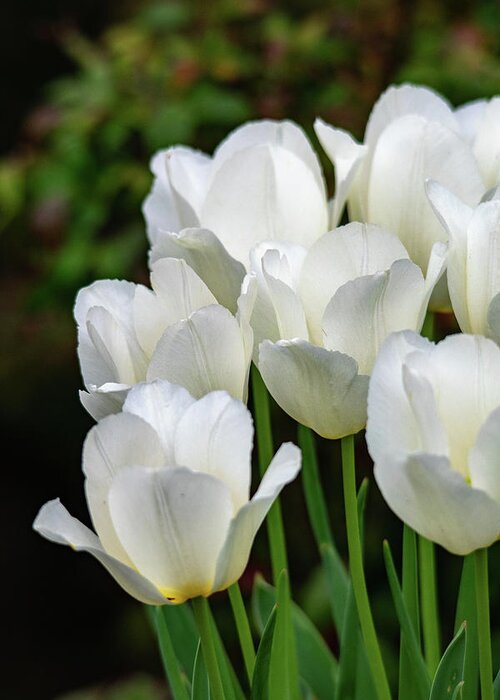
[473,97,500,189]
[259,339,369,439]
[75,280,140,388]
[83,412,164,563]
[174,391,253,510]
[364,83,457,146]
[79,384,130,421]
[165,146,212,221]
[465,200,500,335]
[406,334,500,479]
[313,119,367,226]
[147,305,250,401]
[366,330,433,465]
[108,467,233,602]
[200,143,328,266]
[142,150,183,244]
[86,306,146,385]
[426,181,473,329]
[213,443,301,591]
[469,406,500,504]
[455,99,487,143]
[401,364,448,456]
[122,380,195,461]
[149,228,245,313]
[321,259,429,374]
[213,120,325,194]
[33,499,167,604]
[367,114,484,272]
[374,452,500,555]
[299,223,409,344]
[134,257,218,357]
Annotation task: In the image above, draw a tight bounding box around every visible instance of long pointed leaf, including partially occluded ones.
[191,641,210,700]
[399,525,421,700]
[252,574,338,700]
[383,540,431,700]
[429,623,467,700]
[251,606,277,700]
[269,570,300,700]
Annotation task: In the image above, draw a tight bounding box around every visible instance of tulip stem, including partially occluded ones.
[228,583,255,685]
[341,435,392,700]
[152,607,190,700]
[474,548,494,700]
[192,596,226,700]
[418,536,441,675]
[251,365,288,584]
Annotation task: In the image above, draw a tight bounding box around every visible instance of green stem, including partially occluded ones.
[341,435,392,700]
[474,548,494,700]
[399,526,420,700]
[192,597,226,700]
[251,365,288,583]
[297,423,333,547]
[418,536,441,675]
[228,583,256,685]
[152,606,190,700]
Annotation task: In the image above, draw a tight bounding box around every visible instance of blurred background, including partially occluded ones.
[2,0,500,697]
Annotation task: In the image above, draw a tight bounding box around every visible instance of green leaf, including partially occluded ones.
[251,606,277,700]
[191,641,210,700]
[159,603,198,682]
[429,622,467,700]
[252,574,338,700]
[208,607,245,700]
[451,682,464,700]
[269,570,300,700]
[383,540,431,700]
[493,669,500,699]
[454,555,478,700]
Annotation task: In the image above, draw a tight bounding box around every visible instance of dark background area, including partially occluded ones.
[2,1,500,698]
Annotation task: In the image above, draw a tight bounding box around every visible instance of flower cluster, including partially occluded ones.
[34,82,500,611]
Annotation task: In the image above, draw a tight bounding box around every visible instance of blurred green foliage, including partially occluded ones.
[3,0,499,312]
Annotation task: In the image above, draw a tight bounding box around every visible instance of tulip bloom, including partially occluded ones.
[142,121,330,307]
[75,257,254,419]
[427,180,500,342]
[366,331,500,555]
[315,84,493,296]
[251,222,445,439]
[34,380,301,604]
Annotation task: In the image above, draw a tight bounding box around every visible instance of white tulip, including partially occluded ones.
[427,180,500,342]
[143,120,329,282]
[75,257,255,419]
[315,84,491,290]
[251,222,446,439]
[34,380,301,604]
[366,331,500,555]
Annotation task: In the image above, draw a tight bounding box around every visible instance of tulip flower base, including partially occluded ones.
[34,83,500,699]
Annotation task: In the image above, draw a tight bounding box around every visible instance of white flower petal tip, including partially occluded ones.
[33,499,169,605]
[258,338,369,440]
[367,330,500,554]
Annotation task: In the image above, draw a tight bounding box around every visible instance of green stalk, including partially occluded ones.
[418,536,441,675]
[152,606,190,700]
[341,435,392,700]
[228,583,256,685]
[474,548,494,700]
[251,365,288,583]
[192,597,226,700]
